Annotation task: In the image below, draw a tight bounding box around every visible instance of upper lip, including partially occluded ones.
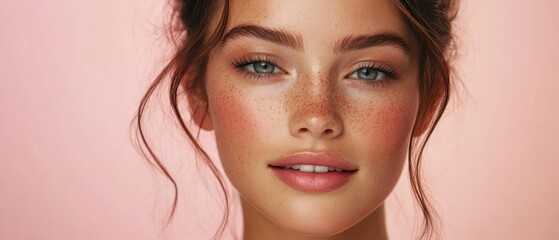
[269,152,358,171]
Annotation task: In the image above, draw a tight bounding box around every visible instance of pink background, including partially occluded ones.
[1,0,558,239]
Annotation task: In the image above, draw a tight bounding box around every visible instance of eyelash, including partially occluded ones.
[231,55,284,81]
[347,62,398,87]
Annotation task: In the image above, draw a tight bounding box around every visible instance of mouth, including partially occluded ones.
[268,152,358,193]
[270,164,354,173]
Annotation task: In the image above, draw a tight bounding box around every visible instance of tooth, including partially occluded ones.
[314,166,328,173]
[328,167,335,171]
[291,165,300,170]
[300,165,314,172]
[335,168,343,172]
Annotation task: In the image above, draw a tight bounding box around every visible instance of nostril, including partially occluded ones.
[297,127,336,137]
[291,115,343,139]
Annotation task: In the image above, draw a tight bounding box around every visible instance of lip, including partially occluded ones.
[269,152,358,193]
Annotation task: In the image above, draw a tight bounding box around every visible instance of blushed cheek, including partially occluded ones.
[382,100,416,146]
[209,88,255,166]
[206,82,281,186]
[355,96,418,162]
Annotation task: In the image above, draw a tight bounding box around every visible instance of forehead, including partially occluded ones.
[224,0,413,48]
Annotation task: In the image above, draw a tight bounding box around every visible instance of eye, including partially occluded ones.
[349,67,387,81]
[245,61,281,74]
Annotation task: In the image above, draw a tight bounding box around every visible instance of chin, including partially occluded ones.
[281,220,354,237]
[272,203,372,237]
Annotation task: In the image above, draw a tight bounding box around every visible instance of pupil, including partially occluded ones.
[255,61,274,73]
[359,68,377,79]
[259,62,268,69]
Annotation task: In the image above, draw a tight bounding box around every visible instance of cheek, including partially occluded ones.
[348,93,418,184]
[210,90,254,143]
[207,85,254,170]
[205,74,280,189]
[363,98,417,154]
[339,93,418,218]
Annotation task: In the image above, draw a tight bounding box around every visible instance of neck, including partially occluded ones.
[241,199,388,240]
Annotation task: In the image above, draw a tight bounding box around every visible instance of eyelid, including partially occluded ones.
[231,53,287,72]
[344,61,397,79]
[230,53,289,81]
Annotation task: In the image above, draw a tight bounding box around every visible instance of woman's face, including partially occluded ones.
[201,0,419,236]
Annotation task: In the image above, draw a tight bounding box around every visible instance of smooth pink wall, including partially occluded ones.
[1,1,558,239]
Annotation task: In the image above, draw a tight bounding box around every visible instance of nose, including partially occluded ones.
[288,83,343,139]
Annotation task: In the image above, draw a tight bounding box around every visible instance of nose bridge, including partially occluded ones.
[304,77,336,115]
[288,71,343,139]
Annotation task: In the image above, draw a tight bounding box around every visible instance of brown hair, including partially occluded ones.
[133,0,458,239]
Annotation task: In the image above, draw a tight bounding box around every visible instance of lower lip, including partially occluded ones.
[270,167,355,193]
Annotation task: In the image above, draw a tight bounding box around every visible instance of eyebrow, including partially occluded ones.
[222,24,411,55]
[334,34,412,56]
[222,24,304,51]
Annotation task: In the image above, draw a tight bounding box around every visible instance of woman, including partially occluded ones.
[135,0,458,239]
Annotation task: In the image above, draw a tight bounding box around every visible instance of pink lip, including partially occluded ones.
[269,152,358,193]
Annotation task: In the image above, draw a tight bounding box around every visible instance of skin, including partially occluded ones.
[193,0,420,239]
